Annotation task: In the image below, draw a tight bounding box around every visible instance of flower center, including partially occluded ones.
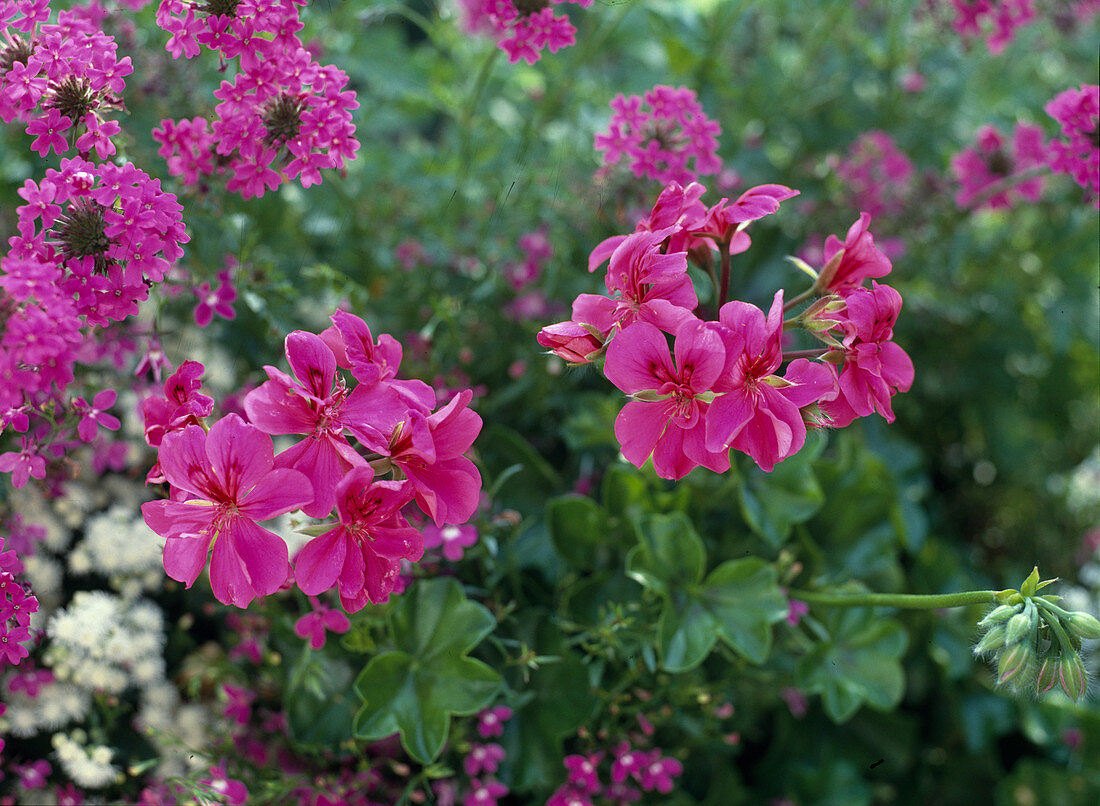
[0,37,33,76]
[514,0,550,16]
[195,0,241,17]
[51,199,111,273]
[46,76,99,123]
[262,93,305,147]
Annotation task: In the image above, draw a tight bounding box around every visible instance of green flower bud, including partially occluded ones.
[1004,611,1033,646]
[1065,611,1100,641]
[1058,654,1087,702]
[998,641,1034,685]
[978,604,1019,628]
[1035,656,1059,694]
[973,624,1007,655]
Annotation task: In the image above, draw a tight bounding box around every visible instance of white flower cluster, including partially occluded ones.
[0,681,90,737]
[46,592,166,694]
[1065,447,1100,519]
[53,731,122,789]
[137,682,215,778]
[70,504,165,595]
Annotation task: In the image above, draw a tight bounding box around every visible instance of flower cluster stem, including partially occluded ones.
[789,588,1000,609]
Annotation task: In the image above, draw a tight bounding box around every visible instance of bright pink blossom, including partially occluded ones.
[816,213,893,293]
[705,292,837,472]
[604,319,730,480]
[293,468,423,613]
[141,414,313,608]
[464,743,506,777]
[1045,84,1099,206]
[72,389,120,442]
[476,705,513,738]
[423,523,478,562]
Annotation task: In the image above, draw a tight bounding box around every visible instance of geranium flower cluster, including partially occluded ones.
[833,130,915,220]
[1044,83,1099,206]
[594,86,722,186]
[538,181,913,479]
[140,310,483,610]
[455,0,592,65]
[950,122,1048,209]
[152,0,359,197]
[0,0,132,159]
[547,743,683,805]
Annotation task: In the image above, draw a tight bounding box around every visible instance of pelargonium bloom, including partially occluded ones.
[820,282,914,428]
[814,213,893,293]
[705,291,837,472]
[357,390,483,527]
[604,319,730,480]
[293,467,423,613]
[141,414,313,608]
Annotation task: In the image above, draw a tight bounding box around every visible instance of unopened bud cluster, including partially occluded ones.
[974,567,1100,701]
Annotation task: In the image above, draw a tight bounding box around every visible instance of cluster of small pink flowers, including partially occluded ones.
[594,86,722,186]
[504,228,557,322]
[456,0,592,65]
[5,156,189,327]
[0,536,39,667]
[152,0,359,198]
[293,595,350,649]
[833,131,915,220]
[140,309,483,609]
[950,122,1048,209]
[1044,84,1099,206]
[457,707,514,806]
[547,743,683,805]
[947,0,1037,54]
[0,0,132,158]
[539,181,913,479]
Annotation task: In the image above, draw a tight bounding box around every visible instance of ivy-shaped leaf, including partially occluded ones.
[796,607,908,723]
[657,557,789,671]
[625,512,705,596]
[353,578,502,763]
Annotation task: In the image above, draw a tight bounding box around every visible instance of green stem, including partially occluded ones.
[963,165,1050,211]
[781,348,828,361]
[458,47,502,173]
[717,240,732,308]
[789,588,1000,609]
[783,286,816,313]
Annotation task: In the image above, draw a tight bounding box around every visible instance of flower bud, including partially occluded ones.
[978,604,1018,629]
[1058,654,1087,701]
[536,321,605,364]
[1035,656,1059,694]
[997,641,1034,686]
[1003,611,1033,646]
[1065,611,1100,641]
[973,624,1007,655]
[1020,566,1040,598]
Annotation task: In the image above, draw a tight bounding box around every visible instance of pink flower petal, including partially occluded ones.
[295,526,349,596]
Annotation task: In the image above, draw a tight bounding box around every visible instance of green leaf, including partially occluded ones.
[737,431,826,547]
[699,558,789,664]
[625,512,706,595]
[546,494,607,568]
[477,425,562,512]
[797,607,908,723]
[601,463,649,519]
[353,579,502,763]
[285,653,356,749]
[656,557,787,671]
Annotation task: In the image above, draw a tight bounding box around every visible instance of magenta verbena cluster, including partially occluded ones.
[140,310,483,611]
[0,0,132,159]
[947,0,1037,54]
[1045,83,1099,207]
[950,122,1048,209]
[834,130,916,220]
[594,85,722,186]
[538,181,913,479]
[153,0,359,198]
[458,0,592,65]
[0,537,39,668]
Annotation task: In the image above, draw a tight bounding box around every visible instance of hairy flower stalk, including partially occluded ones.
[795,567,1098,702]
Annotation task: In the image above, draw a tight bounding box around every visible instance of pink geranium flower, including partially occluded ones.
[604,319,730,480]
[293,468,423,612]
[821,282,914,427]
[705,291,836,472]
[141,414,313,608]
[815,213,893,293]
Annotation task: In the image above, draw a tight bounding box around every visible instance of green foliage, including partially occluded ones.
[353,579,502,763]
